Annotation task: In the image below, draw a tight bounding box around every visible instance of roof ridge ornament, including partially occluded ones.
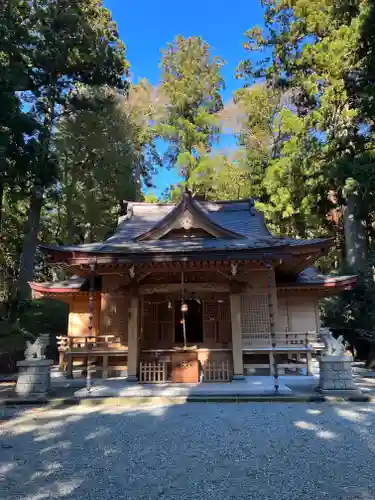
[117,203,133,226]
[126,203,134,219]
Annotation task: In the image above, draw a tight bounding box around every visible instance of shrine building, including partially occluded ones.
[29,191,358,383]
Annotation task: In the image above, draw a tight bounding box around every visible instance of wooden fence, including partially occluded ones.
[202,359,232,382]
[139,361,168,383]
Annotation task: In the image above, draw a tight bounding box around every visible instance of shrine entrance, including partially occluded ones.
[174,299,203,345]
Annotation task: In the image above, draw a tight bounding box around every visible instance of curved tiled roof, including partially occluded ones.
[105,203,174,243]
[38,195,332,261]
[199,200,272,238]
[39,236,331,255]
[106,198,271,244]
[296,267,358,285]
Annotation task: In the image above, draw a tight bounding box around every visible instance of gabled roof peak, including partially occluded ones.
[113,195,270,242]
[135,191,245,241]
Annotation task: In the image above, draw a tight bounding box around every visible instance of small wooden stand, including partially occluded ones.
[171,351,199,383]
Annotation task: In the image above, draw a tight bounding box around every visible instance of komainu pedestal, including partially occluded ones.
[16,359,53,397]
[319,355,355,392]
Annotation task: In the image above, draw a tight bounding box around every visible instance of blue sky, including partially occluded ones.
[104,0,265,195]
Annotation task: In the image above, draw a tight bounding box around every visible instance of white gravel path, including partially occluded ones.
[1,402,375,500]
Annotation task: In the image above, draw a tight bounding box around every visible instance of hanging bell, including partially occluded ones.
[181,303,188,313]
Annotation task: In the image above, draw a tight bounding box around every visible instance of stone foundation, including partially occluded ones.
[319,355,355,391]
[16,359,53,397]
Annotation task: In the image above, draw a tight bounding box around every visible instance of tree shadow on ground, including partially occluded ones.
[1,401,375,500]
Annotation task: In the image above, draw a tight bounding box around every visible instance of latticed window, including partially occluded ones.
[240,293,271,334]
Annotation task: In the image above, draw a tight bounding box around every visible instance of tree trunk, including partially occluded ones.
[66,192,74,241]
[17,82,58,302]
[17,188,43,302]
[343,192,367,273]
[65,161,75,242]
[134,162,142,202]
[294,215,306,239]
[84,223,93,243]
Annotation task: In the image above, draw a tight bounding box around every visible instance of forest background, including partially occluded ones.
[1,0,375,364]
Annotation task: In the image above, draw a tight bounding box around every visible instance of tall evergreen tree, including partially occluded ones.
[16,0,129,301]
[55,86,138,243]
[125,80,165,199]
[0,1,40,309]
[158,35,225,182]
[238,0,374,245]
[0,0,38,228]
[238,0,375,335]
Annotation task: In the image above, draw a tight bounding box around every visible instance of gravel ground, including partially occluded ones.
[1,402,375,500]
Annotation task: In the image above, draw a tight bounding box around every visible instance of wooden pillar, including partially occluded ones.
[66,355,73,379]
[230,294,245,380]
[127,295,140,382]
[86,260,96,392]
[102,354,109,379]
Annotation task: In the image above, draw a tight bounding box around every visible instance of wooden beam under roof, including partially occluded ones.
[89,259,268,274]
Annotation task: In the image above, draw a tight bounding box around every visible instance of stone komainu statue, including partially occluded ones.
[320,328,345,356]
[24,334,50,360]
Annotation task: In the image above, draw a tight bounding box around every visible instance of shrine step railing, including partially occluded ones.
[57,335,126,351]
[242,331,323,350]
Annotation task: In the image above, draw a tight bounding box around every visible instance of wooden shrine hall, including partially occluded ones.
[30,190,358,383]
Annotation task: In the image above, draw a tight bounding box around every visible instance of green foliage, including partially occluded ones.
[17,299,68,338]
[0,1,39,214]
[16,0,130,300]
[1,0,131,303]
[54,86,137,243]
[3,0,375,355]
[143,192,160,203]
[321,246,375,341]
[0,1,140,310]
[24,0,129,191]
[237,0,375,333]
[189,152,252,200]
[0,320,34,354]
[0,193,28,304]
[158,35,225,180]
[0,298,68,371]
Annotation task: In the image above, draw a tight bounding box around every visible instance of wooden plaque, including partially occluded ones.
[171,351,199,383]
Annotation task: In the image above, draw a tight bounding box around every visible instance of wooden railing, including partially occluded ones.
[242,331,322,350]
[57,335,125,351]
[202,360,232,382]
[140,361,168,383]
